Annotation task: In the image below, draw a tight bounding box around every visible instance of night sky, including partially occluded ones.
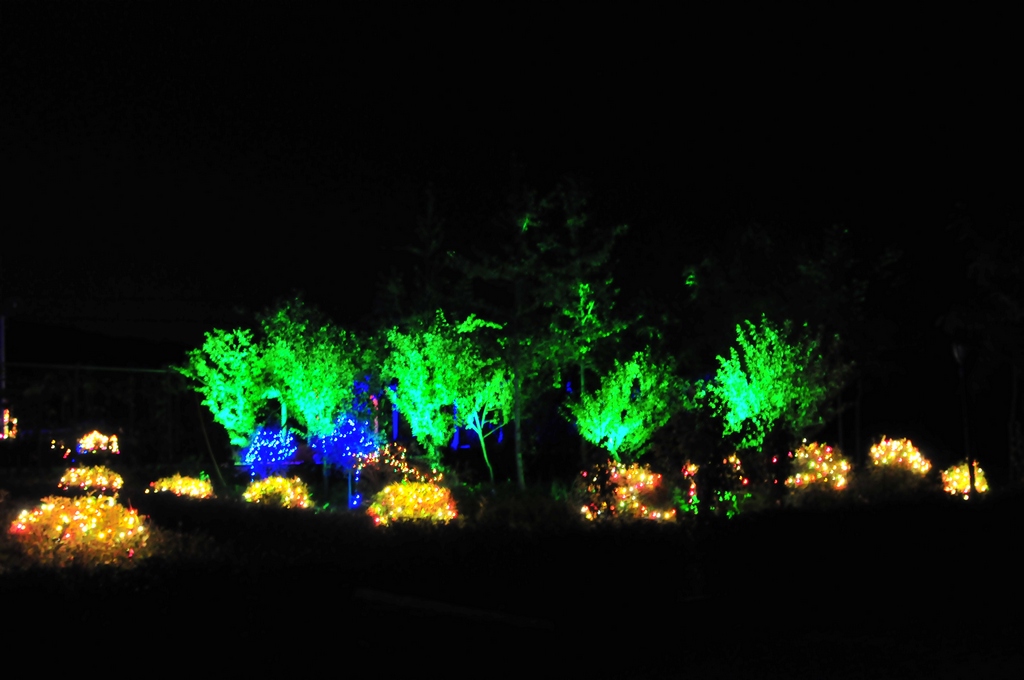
[3,4,1022,478]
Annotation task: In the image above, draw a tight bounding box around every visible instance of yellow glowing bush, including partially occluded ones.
[869,437,931,475]
[579,460,677,522]
[58,465,124,495]
[146,474,215,499]
[242,476,312,509]
[8,495,148,567]
[366,481,457,526]
[785,441,851,490]
[2,406,16,440]
[941,461,989,499]
[78,430,120,454]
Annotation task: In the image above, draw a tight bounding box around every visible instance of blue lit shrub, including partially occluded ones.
[240,426,299,479]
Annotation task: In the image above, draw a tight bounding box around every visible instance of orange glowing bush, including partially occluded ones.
[242,476,312,509]
[577,460,677,522]
[366,481,457,526]
[8,495,148,567]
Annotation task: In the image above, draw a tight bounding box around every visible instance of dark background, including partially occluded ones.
[2,3,1021,481]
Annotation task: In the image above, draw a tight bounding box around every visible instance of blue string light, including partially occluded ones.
[241,426,299,479]
[309,415,380,471]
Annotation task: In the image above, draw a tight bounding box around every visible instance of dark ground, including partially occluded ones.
[2,469,1023,677]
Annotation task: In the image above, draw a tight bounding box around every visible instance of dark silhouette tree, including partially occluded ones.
[461,177,631,482]
[373,183,474,329]
[941,204,1024,484]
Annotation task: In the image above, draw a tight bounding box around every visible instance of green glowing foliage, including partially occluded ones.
[548,279,629,393]
[383,310,512,482]
[566,349,681,462]
[700,315,843,451]
[180,300,372,455]
[260,302,362,441]
[383,314,458,469]
[452,347,513,484]
[178,328,267,447]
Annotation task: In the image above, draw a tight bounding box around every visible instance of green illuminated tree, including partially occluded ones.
[383,315,458,469]
[547,279,630,396]
[566,348,682,462]
[530,182,630,397]
[699,314,846,454]
[683,222,890,460]
[452,343,513,485]
[178,327,268,448]
[259,300,363,441]
[383,310,512,483]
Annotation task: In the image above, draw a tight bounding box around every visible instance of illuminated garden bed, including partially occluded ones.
[8,495,148,567]
[147,474,216,499]
[242,475,313,509]
[366,480,458,526]
[58,465,124,495]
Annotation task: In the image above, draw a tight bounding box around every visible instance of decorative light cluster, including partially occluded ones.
[2,407,17,440]
[310,416,380,469]
[77,430,120,456]
[240,426,299,478]
[242,476,312,509]
[146,474,215,499]
[366,481,457,526]
[941,461,989,499]
[580,460,676,522]
[785,441,851,490]
[724,453,750,487]
[869,437,931,475]
[58,466,124,495]
[8,495,148,567]
[357,443,443,485]
[677,462,700,515]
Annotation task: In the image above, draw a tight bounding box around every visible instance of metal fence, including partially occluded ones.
[0,361,230,471]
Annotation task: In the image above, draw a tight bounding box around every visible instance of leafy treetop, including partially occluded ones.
[698,314,846,452]
[567,348,683,463]
[178,327,267,448]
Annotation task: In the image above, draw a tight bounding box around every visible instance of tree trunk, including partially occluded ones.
[855,375,862,468]
[1010,363,1022,482]
[514,365,525,490]
[475,426,495,485]
[957,361,976,496]
[195,392,228,492]
[836,394,844,455]
[579,361,587,465]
